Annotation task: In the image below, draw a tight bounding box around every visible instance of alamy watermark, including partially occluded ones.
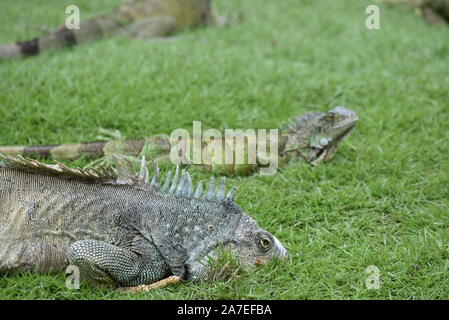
[65,5,80,30]
[365,5,380,30]
[65,265,80,289]
[170,121,279,176]
[365,265,381,290]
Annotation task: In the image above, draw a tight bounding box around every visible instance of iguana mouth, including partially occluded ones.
[312,123,357,165]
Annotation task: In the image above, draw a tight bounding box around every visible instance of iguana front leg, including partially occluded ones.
[210,10,243,28]
[67,240,170,287]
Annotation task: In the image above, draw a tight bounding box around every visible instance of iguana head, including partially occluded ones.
[232,214,288,266]
[184,190,288,281]
[280,106,358,165]
[185,199,288,281]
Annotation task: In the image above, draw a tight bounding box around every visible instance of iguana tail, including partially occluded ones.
[0,137,173,161]
[0,142,111,160]
[0,13,127,60]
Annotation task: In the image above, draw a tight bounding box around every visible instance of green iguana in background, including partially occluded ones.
[379,0,449,25]
[0,107,359,175]
[0,154,288,291]
[0,0,225,60]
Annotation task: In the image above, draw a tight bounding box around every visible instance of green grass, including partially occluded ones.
[0,0,448,299]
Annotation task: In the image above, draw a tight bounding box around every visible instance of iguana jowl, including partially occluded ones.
[0,107,359,174]
[0,0,221,60]
[0,154,287,287]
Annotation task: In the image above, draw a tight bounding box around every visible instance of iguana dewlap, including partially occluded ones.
[0,154,287,286]
[0,0,218,60]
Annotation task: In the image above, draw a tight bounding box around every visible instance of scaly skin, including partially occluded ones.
[0,0,221,60]
[0,154,287,287]
[0,107,359,175]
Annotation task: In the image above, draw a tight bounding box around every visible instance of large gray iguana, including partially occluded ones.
[0,0,225,60]
[0,154,288,291]
[378,0,449,25]
[0,107,359,175]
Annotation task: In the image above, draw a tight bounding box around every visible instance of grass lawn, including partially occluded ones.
[0,0,448,299]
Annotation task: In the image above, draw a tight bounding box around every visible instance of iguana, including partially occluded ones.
[0,107,359,175]
[0,0,224,60]
[0,154,288,290]
[378,0,449,25]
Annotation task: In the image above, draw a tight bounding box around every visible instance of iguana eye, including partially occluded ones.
[319,138,329,146]
[258,236,272,250]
